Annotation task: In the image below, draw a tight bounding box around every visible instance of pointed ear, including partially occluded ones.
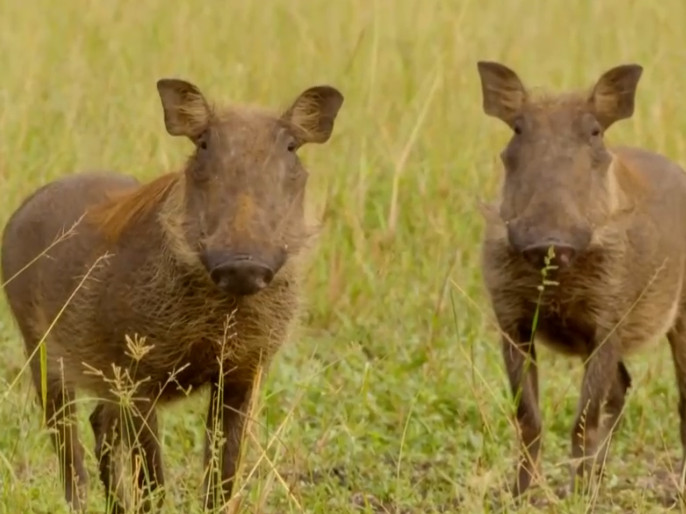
[156,79,211,139]
[283,86,344,144]
[477,61,527,128]
[588,64,643,130]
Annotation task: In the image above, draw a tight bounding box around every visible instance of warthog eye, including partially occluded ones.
[287,139,298,152]
[513,120,523,135]
[583,114,603,139]
[195,132,209,150]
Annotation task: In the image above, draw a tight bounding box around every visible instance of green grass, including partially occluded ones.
[1,0,686,512]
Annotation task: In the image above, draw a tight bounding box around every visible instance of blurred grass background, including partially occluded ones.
[1,0,686,512]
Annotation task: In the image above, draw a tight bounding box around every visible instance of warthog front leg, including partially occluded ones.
[203,379,252,511]
[502,327,541,497]
[92,399,165,513]
[125,403,165,512]
[43,380,88,512]
[668,317,686,500]
[594,361,631,477]
[91,401,133,514]
[570,336,620,493]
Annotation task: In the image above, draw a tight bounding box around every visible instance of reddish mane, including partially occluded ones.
[87,173,180,242]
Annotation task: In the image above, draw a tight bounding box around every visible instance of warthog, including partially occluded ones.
[1,78,343,512]
[477,60,686,498]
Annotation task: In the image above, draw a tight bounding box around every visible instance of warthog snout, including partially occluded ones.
[521,241,577,268]
[202,251,279,296]
[507,222,591,269]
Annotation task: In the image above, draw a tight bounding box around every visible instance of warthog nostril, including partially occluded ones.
[201,252,275,296]
[521,243,577,269]
[210,259,274,296]
[209,259,274,296]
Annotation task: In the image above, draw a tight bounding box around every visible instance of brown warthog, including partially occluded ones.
[1,78,343,512]
[477,61,686,498]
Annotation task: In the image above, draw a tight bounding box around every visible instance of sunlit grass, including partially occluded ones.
[1,0,686,512]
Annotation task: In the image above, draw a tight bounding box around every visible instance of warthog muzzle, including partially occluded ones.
[507,222,592,269]
[201,250,282,296]
[520,240,577,268]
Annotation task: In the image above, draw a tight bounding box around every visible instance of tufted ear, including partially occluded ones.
[588,64,643,130]
[156,78,211,140]
[477,61,528,128]
[283,85,344,144]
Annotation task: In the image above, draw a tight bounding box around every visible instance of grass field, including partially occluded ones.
[2,0,686,512]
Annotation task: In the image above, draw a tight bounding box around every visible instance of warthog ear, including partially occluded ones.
[156,79,211,140]
[589,64,643,130]
[477,61,527,128]
[283,86,344,144]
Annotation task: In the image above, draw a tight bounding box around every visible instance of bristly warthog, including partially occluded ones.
[1,79,343,512]
[477,61,686,498]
